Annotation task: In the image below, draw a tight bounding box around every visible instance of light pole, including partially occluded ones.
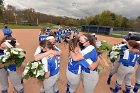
[14,13,17,25]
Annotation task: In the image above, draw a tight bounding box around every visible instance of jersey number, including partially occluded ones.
[132,54,137,62]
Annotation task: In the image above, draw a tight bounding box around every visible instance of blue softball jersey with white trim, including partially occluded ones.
[68,57,92,74]
[118,44,128,63]
[81,45,98,73]
[39,34,47,42]
[42,56,59,77]
[121,49,140,67]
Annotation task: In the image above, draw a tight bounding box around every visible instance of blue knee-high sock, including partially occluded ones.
[133,83,140,93]
[109,73,113,79]
[66,84,70,93]
[107,73,113,85]
[18,89,24,93]
[126,85,131,93]
[114,83,121,93]
[1,90,8,93]
[54,91,59,93]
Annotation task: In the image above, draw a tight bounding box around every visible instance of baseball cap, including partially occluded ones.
[46,36,55,40]
[91,33,95,35]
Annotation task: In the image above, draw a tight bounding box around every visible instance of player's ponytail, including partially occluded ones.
[68,37,79,55]
[128,40,139,49]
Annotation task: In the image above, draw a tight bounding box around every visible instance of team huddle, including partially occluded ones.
[0,25,140,93]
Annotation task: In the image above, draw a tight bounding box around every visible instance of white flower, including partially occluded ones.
[2,57,8,62]
[5,52,10,57]
[96,41,102,48]
[11,50,18,55]
[23,67,30,75]
[112,46,116,51]
[4,49,8,53]
[31,62,38,69]
[33,70,37,75]
[18,52,25,58]
[110,51,120,59]
[16,48,23,51]
[114,55,118,59]
[36,69,45,77]
[102,40,107,42]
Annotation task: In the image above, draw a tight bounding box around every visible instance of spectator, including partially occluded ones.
[124,32,132,40]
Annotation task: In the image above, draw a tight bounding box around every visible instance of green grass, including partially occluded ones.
[84,31,123,38]
[111,31,129,35]
[0,24,40,29]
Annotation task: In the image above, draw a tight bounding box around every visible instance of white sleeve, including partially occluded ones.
[34,46,41,56]
[42,57,48,72]
[54,45,61,51]
[123,49,129,59]
[85,59,93,65]
[80,45,95,56]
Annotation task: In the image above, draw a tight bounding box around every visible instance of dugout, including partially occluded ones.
[81,25,112,35]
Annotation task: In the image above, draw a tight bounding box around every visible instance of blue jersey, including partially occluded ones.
[54,46,61,69]
[46,29,51,36]
[118,44,128,63]
[39,34,47,42]
[65,31,70,36]
[81,45,98,73]
[48,56,59,77]
[42,56,59,77]
[57,29,62,35]
[2,28,12,37]
[121,49,140,67]
[68,57,92,74]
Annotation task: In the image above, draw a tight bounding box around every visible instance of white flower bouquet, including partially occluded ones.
[0,48,26,67]
[96,40,112,55]
[23,61,45,81]
[109,44,122,63]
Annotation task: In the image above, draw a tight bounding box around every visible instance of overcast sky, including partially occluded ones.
[3,0,140,18]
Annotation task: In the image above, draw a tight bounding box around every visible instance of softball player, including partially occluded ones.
[34,37,61,93]
[56,29,62,43]
[46,27,51,36]
[2,24,12,37]
[70,34,99,93]
[133,59,140,93]
[38,40,60,93]
[0,37,24,93]
[39,27,47,42]
[113,40,140,93]
[107,44,128,85]
[66,37,99,93]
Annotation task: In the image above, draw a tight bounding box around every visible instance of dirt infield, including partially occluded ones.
[0,29,136,93]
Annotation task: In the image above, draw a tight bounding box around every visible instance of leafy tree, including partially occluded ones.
[0,0,3,18]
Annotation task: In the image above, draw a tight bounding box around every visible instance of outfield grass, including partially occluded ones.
[111,31,129,35]
[0,24,40,29]
[84,31,123,38]
[0,23,61,29]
